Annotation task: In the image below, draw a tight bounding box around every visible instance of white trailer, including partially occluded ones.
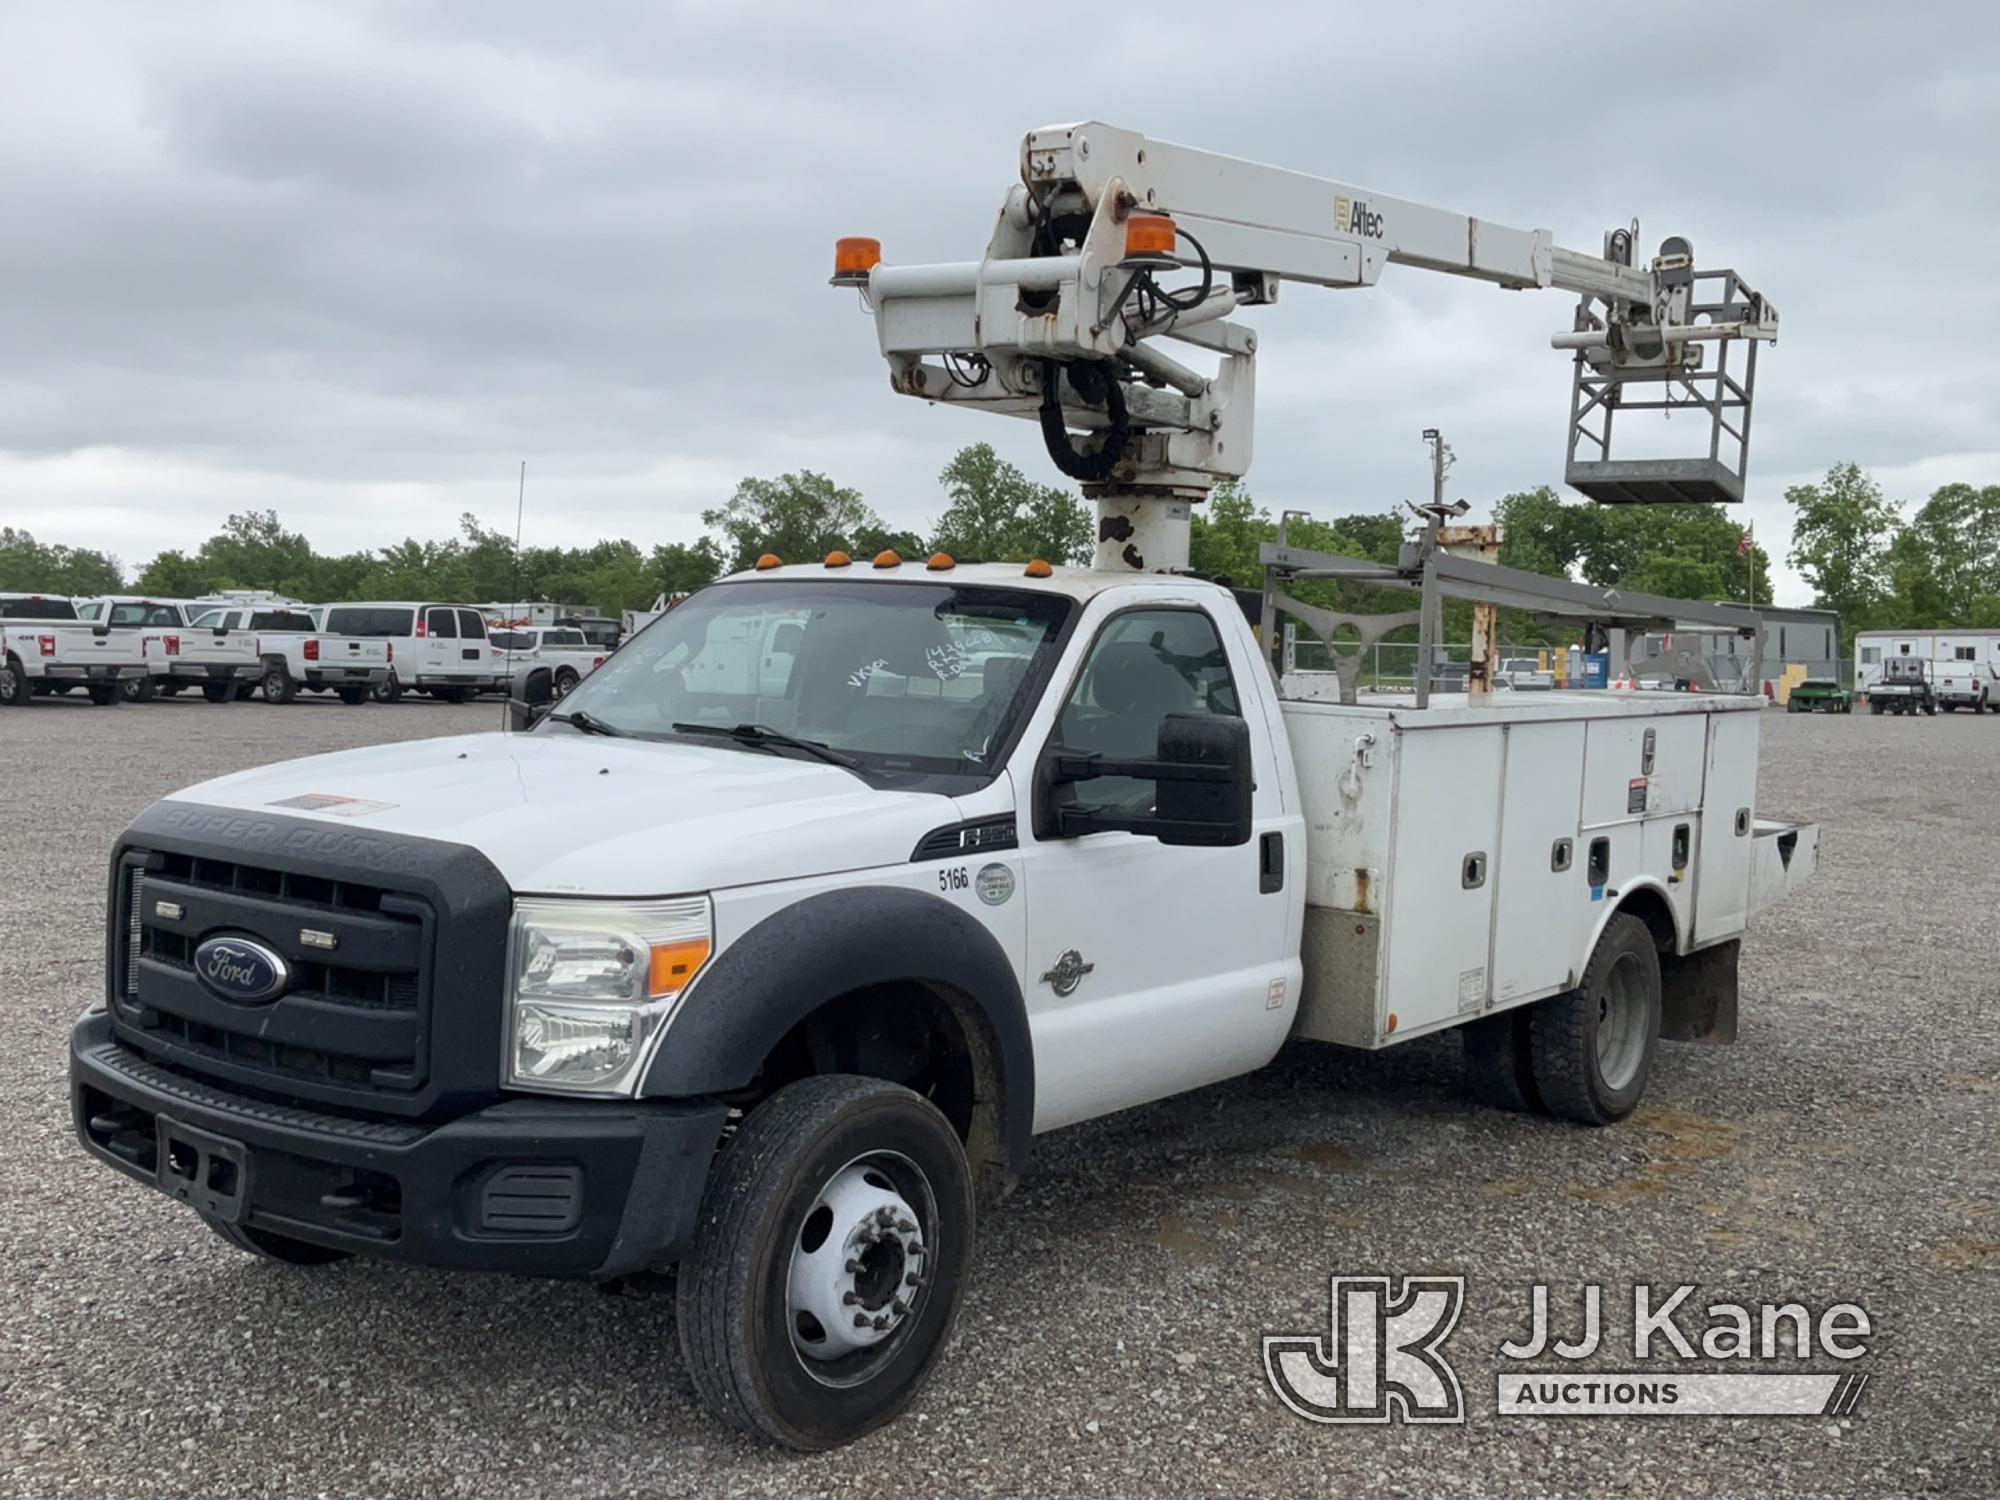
[1854,627,2000,691]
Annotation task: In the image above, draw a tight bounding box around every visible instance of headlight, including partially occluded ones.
[505,896,712,1095]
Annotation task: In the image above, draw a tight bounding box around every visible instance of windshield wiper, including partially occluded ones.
[548,709,627,738]
[670,721,864,773]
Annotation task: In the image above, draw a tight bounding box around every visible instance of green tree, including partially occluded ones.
[703,471,882,571]
[929,444,1091,565]
[649,539,724,597]
[133,548,210,597]
[1894,482,2000,626]
[1786,463,1900,644]
[0,527,124,594]
[1185,481,1271,585]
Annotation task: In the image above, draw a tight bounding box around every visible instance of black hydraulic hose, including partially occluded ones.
[1038,359,1131,484]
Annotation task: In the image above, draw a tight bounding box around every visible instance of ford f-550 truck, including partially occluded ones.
[70,553,1817,1447]
[69,121,1811,1450]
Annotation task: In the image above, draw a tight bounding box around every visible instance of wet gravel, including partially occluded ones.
[1,693,1994,1498]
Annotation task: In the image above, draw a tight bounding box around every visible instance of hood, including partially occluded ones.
[166,731,972,895]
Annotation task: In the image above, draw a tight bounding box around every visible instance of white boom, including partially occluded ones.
[835,121,1779,571]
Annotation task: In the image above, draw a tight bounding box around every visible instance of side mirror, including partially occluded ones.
[507,666,555,731]
[1038,713,1254,848]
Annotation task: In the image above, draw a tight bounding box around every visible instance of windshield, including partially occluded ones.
[550,580,1074,789]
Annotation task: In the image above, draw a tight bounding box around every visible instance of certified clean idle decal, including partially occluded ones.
[975,864,1015,906]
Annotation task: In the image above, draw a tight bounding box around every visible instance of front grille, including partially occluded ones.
[112,847,435,1107]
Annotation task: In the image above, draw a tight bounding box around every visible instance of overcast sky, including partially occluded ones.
[4,2,1996,603]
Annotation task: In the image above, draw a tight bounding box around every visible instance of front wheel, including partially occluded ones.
[678,1075,974,1451]
[1528,913,1661,1125]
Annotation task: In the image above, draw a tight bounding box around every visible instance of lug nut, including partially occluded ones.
[872,1315,890,1331]
[842,1291,859,1306]
[845,1258,863,1274]
[905,1271,921,1287]
[854,1314,871,1329]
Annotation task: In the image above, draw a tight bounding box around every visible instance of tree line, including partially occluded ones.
[3,451,1989,653]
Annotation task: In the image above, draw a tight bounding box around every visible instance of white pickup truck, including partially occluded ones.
[1935,660,1999,713]
[0,593,148,705]
[78,598,263,703]
[488,625,609,698]
[186,604,393,705]
[70,557,1818,1448]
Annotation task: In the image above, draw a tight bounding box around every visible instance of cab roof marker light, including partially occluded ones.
[825,551,853,568]
[1024,559,1054,578]
[873,550,902,569]
[754,553,783,571]
[926,553,955,571]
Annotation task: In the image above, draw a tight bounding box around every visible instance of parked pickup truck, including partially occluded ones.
[1496,656,1555,689]
[78,598,263,703]
[489,625,608,698]
[0,593,147,705]
[69,558,1820,1449]
[186,604,392,705]
[1935,660,1999,714]
[1865,655,1937,716]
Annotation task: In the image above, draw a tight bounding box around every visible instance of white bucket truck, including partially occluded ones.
[70,123,1811,1450]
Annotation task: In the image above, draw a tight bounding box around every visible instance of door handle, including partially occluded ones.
[1259,832,1284,894]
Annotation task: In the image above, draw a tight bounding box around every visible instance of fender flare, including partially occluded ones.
[640,885,1035,1174]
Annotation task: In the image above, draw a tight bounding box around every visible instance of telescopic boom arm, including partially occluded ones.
[833,122,1778,570]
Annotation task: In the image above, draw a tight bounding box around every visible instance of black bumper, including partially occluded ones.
[71,1011,727,1278]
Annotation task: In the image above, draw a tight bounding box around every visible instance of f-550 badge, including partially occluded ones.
[1039,949,1095,997]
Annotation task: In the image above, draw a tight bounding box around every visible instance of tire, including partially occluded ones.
[678,1075,974,1451]
[337,686,371,705]
[200,681,234,704]
[1462,1007,1544,1113]
[1528,912,1662,1126]
[233,682,256,701]
[87,683,122,706]
[124,675,157,703]
[372,674,403,703]
[553,667,580,698]
[0,659,28,707]
[1869,699,1883,715]
[261,664,297,705]
[203,1215,352,1267]
[434,686,471,704]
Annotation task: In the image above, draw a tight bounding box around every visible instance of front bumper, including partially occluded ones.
[71,1011,728,1278]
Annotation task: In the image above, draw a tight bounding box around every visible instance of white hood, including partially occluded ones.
[166,731,970,895]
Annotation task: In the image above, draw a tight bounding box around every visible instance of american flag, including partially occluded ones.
[1736,528,1755,557]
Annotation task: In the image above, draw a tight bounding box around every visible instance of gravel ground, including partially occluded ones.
[1,693,1994,1498]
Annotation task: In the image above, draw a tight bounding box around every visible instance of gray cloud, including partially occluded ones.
[3,1,1995,597]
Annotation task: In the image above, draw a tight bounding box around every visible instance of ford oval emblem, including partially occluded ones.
[193,936,291,1004]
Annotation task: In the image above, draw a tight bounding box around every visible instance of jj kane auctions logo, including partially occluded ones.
[1265,1277,1875,1424]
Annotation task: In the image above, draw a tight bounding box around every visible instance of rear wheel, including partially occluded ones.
[434,686,471,704]
[201,681,234,704]
[678,1075,974,1451]
[261,664,297,704]
[1462,1007,1544,1113]
[337,685,371,705]
[0,660,27,707]
[553,666,581,698]
[203,1215,352,1266]
[1528,913,1661,1126]
[87,683,122,706]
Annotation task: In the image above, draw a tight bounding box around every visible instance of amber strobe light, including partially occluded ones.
[831,237,883,286]
[1123,213,1177,263]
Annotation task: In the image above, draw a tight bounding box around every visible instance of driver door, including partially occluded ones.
[1014,602,1297,1132]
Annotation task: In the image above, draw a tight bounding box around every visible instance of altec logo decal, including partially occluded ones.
[1335,195,1385,239]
